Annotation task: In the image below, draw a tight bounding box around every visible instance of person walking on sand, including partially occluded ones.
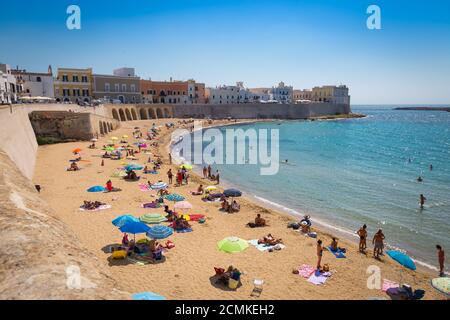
[202,166,207,179]
[167,169,173,184]
[357,224,368,253]
[169,153,172,165]
[216,170,220,185]
[436,245,445,277]
[207,165,212,179]
[420,194,427,209]
[372,229,385,259]
[316,240,324,270]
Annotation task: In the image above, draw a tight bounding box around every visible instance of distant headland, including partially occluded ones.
[394,106,450,112]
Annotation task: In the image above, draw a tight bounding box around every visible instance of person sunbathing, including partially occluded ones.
[124,170,139,181]
[102,152,111,158]
[221,200,230,211]
[191,184,204,195]
[258,234,283,246]
[330,238,338,251]
[159,188,169,196]
[67,162,79,171]
[230,201,240,213]
[255,214,266,226]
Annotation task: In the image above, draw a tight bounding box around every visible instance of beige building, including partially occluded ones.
[311,85,350,104]
[293,89,313,102]
[54,67,93,103]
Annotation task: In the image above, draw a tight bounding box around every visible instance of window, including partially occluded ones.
[130,84,135,92]
[82,89,89,97]
[73,75,79,82]
[81,75,88,82]
[122,84,127,92]
[115,84,119,92]
[36,77,41,82]
[63,88,70,96]
[62,75,68,82]
[73,89,80,96]
[105,83,110,92]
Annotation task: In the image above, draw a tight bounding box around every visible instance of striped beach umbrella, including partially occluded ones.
[150,181,168,190]
[112,214,139,228]
[146,225,173,239]
[174,201,193,210]
[140,213,167,224]
[164,193,185,202]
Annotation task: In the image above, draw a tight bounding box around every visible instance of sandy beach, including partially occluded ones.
[32,118,442,300]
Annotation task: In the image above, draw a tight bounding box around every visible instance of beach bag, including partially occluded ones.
[228,278,239,290]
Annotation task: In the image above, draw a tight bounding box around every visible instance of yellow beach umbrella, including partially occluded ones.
[111,137,119,141]
[205,186,217,192]
[122,134,129,139]
[179,163,193,170]
[180,214,191,221]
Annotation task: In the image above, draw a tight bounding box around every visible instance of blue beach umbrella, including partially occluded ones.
[150,181,168,190]
[223,188,242,198]
[124,164,144,171]
[119,221,151,234]
[132,292,166,300]
[164,193,185,202]
[87,186,106,192]
[386,250,416,271]
[146,225,174,239]
[112,215,139,228]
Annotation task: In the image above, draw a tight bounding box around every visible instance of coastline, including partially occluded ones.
[31,117,442,300]
[163,117,439,275]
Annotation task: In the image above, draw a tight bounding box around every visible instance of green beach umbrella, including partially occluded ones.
[140,213,167,224]
[104,146,115,152]
[217,236,249,253]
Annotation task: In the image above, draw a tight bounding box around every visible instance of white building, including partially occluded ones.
[113,67,135,77]
[271,81,293,104]
[12,66,55,98]
[0,64,20,104]
[207,82,256,104]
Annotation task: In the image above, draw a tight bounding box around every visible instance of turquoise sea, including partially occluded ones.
[176,106,450,271]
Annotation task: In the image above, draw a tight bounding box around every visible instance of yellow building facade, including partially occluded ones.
[54,68,93,103]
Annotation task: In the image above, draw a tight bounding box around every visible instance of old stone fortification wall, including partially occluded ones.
[171,102,351,119]
[0,104,116,180]
[0,151,129,299]
[29,111,120,141]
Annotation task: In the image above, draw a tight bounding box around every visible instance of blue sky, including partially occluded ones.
[1,0,449,104]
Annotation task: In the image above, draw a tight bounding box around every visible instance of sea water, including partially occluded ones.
[179,106,450,271]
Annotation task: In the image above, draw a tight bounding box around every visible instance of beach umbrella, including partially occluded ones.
[72,148,82,154]
[140,213,167,224]
[112,214,139,228]
[119,221,150,234]
[150,181,168,190]
[111,137,119,141]
[179,164,193,170]
[132,292,166,300]
[111,170,127,178]
[217,236,249,253]
[104,146,115,152]
[122,135,129,139]
[174,201,193,210]
[164,193,185,202]
[205,186,217,192]
[386,250,416,271]
[87,186,106,192]
[431,277,450,296]
[223,188,242,198]
[146,225,173,239]
[124,164,144,171]
[90,138,98,142]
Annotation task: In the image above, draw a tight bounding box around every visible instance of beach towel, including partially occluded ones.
[188,214,205,221]
[79,204,111,212]
[327,246,346,258]
[297,264,316,279]
[248,239,286,252]
[141,202,160,209]
[138,183,151,191]
[382,279,399,292]
[144,170,158,174]
[307,270,332,285]
[176,228,192,233]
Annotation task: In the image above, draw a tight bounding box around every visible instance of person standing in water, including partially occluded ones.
[436,245,445,277]
[372,229,385,259]
[420,194,427,209]
[430,164,433,171]
[357,224,368,253]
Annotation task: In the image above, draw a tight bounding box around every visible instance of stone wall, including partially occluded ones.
[29,111,120,141]
[171,102,351,119]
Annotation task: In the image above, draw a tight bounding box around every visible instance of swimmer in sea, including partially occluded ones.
[430,164,433,171]
[417,176,423,182]
[420,194,426,209]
